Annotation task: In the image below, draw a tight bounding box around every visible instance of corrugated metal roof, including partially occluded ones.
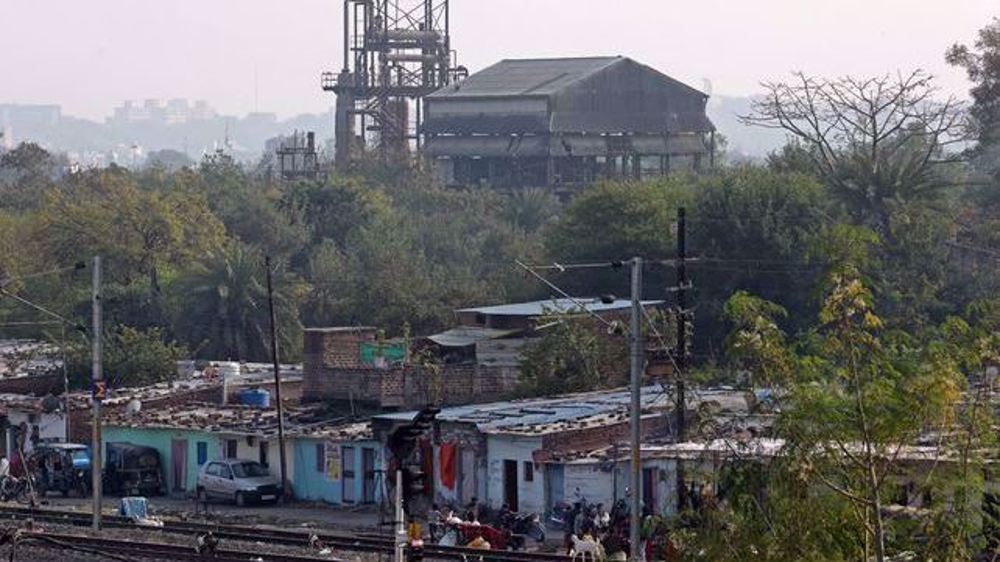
[426,326,519,348]
[428,57,622,99]
[424,57,714,136]
[457,298,664,317]
[374,385,670,430]
[375,387,751,435]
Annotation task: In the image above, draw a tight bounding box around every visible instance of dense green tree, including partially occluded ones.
[690,167,830,350]
[168,242,306,362]
[0,142,61,210]
[547,179,688,262]
[517,316,628,396]
[708,230,1000,561]
[948,18,1000,161]
[283,176,392,247]
[65,326,186,390]
[37,168,225,287]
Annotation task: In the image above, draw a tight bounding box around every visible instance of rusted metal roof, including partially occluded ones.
[424,56,715,136]
[457,298,664,317]
[428,57,622,99]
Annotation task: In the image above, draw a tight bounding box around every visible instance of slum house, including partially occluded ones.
[433,297,664,367]
[0,339,66,396]
[369,387,754,517]
[66,361,305,443]
[303,299,664,411]
[302,326,520,411]
[542,437,976,520]
[102,402,380,505]
[422,56,716,190]
[0,393,68,458]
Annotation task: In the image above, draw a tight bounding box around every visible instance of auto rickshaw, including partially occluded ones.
[103,442,163,496]
[29,443,91,497]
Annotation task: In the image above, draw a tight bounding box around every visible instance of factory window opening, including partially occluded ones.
[315,443,325,473]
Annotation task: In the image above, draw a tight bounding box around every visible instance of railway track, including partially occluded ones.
[0,505,569,562]
[9,530,338,562]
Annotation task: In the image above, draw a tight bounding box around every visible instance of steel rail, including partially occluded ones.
[0,505,569,562]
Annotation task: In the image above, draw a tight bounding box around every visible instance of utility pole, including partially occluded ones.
[675,207,687,440]
[91,256,103,531]
[674,207,689,515]
[394,469,406,562]
[265,256,289,497]
[61,325,70,441]
[628,256,643,562]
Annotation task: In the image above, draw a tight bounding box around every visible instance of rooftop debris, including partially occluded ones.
[104,401,371,441]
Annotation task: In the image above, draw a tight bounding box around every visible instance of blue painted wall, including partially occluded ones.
[103,426,221,494]
[106,424,381,504]
[292,438,382,505]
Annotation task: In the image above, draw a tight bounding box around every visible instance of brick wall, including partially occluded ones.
[304,327,376,372]
[535,414,670,462]
[304,363,519,410]
[0,373,64,396]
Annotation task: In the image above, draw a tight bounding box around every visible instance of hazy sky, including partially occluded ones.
[0,0,995,120]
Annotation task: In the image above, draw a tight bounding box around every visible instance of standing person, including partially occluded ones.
[465,497,480,522]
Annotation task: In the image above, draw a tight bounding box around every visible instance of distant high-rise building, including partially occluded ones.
[0,104,61,129]
[109,99,218,126]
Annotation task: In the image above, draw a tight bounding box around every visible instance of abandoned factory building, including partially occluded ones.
[422,56,716,190]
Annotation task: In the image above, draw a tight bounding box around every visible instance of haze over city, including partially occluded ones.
[7,3,1000,561]
[1,0,995,120]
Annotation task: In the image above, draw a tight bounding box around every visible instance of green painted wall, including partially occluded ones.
[103,426,222,494]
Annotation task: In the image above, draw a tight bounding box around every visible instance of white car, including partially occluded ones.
[196,459,281,506]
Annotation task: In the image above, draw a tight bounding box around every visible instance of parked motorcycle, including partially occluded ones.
[547,500,576,531]
[0,475,36,504]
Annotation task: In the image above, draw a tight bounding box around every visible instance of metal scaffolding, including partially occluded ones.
[322,0,464,166]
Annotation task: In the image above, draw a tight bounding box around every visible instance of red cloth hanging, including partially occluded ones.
[440,442,457,490]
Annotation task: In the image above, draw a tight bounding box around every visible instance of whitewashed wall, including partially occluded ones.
[485,434,545,514]
[6,411,66,457]
[561,458,679,516]
[219,435,295,486]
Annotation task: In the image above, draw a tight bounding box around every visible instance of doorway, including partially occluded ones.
[362,448,376,504]
[545,464,564,515]
[171,439,187,493]
[642,467,657,515]
[342,446,356,503]
[503,459,518,512]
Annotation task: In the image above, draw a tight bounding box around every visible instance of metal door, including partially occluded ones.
[545,464,564,514]
[342,446,356,503]
[362,448,376,504]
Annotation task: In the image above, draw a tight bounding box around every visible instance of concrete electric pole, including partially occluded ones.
[265,256,289,496]
[629,256,643,562]
[91,256,103,530]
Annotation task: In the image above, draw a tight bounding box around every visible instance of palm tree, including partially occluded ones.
[171,241,304,362]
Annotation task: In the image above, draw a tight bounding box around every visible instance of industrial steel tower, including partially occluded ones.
[322,0,463,166]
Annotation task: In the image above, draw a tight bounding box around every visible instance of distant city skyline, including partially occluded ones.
[0,1,995,121]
